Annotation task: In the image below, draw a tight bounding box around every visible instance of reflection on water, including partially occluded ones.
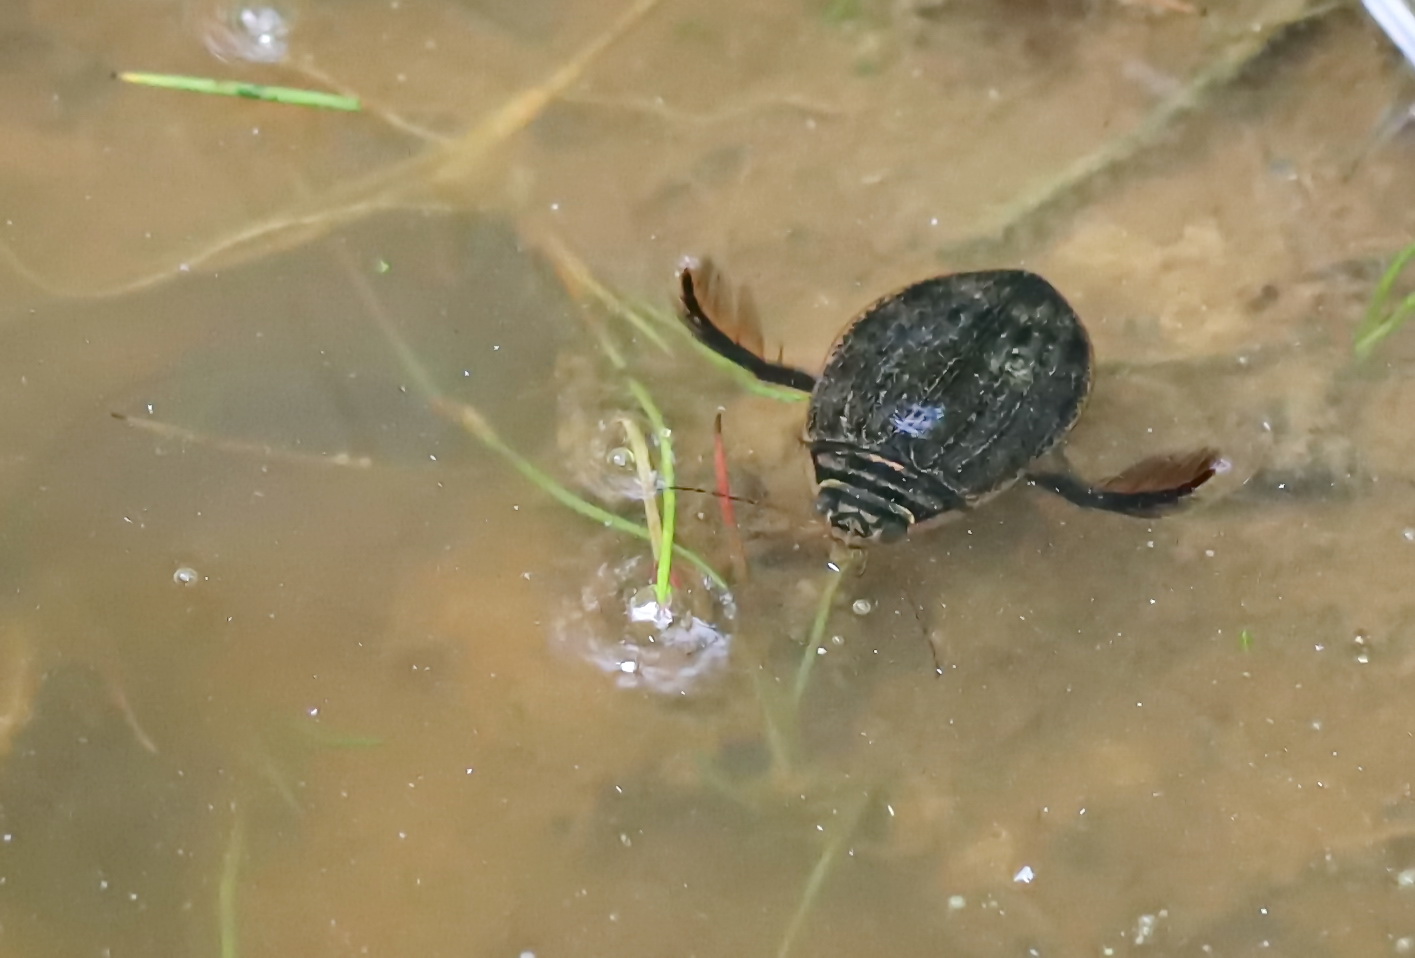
[5,0,1415,956]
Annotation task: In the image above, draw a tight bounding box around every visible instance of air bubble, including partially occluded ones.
[173,566,200,585]
[187,1,293,63]
[550,550,735,696]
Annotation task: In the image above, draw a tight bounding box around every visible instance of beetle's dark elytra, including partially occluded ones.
[805,270,1092,538]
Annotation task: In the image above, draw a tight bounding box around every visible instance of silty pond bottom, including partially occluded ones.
[3,1,1415,956]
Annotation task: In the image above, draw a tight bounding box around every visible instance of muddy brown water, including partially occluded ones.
[4,1,1415,956]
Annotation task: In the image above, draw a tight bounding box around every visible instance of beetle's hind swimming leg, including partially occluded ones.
[1026,447,1222,518]
[677,259,818,394]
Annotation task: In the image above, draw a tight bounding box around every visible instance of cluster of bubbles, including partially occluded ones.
[549,552,736,696]
[185,0,293,64]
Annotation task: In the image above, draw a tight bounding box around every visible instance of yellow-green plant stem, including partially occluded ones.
[791,553,859,704]
[615,416,664,562]
[1356,242,1415,359]
[627,378,676,605]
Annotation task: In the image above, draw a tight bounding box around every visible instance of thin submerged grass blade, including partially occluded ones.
[791,550,861,705]
[218,808,245,958]
[538,235,673,356]
[343,243,726,592]
[117,72,361,111]
[112,412,374,469]
[435,398,725,590]
[751,669,797,776]
[1355,241,1415,359]
[776,789,872,958]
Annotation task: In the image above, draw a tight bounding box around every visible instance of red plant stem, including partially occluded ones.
[713,412,749,582]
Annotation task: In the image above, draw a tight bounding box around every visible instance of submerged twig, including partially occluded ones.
[291,60,447,141]
[558,91,847,126]
[111,413,375,469]
[713,412,750,582]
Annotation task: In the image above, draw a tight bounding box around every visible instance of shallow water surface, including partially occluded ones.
[3,1,1415,955]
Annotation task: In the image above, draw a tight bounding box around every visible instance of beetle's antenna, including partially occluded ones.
[665,486,757,505]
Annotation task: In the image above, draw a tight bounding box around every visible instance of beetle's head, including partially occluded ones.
[815,485,910,544]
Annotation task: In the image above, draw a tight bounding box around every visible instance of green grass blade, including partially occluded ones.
[1356,290,1415,360]
[117,72,361,111]
[1355,243,1415,359]
[1368,243,1415,324]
